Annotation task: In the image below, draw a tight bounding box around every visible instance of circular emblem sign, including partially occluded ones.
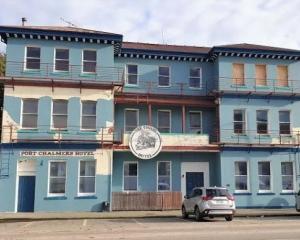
[129,125,162,159]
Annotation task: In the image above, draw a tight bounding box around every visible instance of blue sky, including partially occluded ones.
[1,0,300,52]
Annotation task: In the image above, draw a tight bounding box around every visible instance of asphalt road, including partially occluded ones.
[0,216,300,240]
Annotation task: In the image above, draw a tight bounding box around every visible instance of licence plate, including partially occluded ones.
[215,200,227,204]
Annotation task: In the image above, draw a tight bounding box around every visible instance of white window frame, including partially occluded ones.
[157,109,172,133]
[82,49,97,74]
[158,65,171,87]
[20,98,38,129]
[123,161,138,192]
[189,111,202,133]
[124,108,139,132]
[157,161,172,192]
[279,110,291,135]
[125,64,138,86]
[258,161,272,193]
[47,160,67,197]
[51,99,68,130]
[54,48,69,72]
[281,161,295,193]
[80,101,97,131]
[77,160,96,196]
[234,161,250,193]
[24,45,41,71]
[233,109,246,134]
[256,109,269,135]
[189,67,202,89]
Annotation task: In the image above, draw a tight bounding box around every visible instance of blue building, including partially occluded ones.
[0,25,299,212]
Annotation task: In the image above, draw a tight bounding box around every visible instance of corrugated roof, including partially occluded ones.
[122,41,211,54]
[215,43,300,53]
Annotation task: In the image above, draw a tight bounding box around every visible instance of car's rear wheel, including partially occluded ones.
[182,206,188,219]
[194,206,202,221]
[225,215,233,221]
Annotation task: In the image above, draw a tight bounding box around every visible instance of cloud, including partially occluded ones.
[1,0,300,52]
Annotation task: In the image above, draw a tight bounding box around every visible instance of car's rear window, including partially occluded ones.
[206,189,229,197]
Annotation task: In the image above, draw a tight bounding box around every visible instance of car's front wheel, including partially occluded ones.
[225,215,233,221]
[194,206,202,221]
[182,206,188,219]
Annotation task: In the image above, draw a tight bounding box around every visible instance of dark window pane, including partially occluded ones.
[281,162,293,175]
[83,50,96,61]
[189,77,201,88]
[259,176,270,190]
[124,163,137,176]
[279,111,290,122]
[55,60,69,71]
[26,58,40,70]
[190,112,201,128]
[235,162,247,175]
[159,76,169,86]
[83,62,96,73]
[258,162,270,175]
[234,110,244,121]
[235,176,248,190]
[257,123,268,134]
[127,74,137,85]
[190,68,200,78]
[79,177,95,193]
[256,110,268,122]
[158,176,170,191]
[234,122,245,134]
[82,102,96,115]
[49,178,66,193]
[159,66,169,76]
[27,47,40,58]
[280,123,290,134]
[80,161,95,176]
[56,49,69,59]
[22,115,37,128]
[127,65,137,74]
[53,115,67,129]
[158,162,170,175]
[125,110,138,131]
[50,162,66,177]
[82,116,96,130]
[53,101,68,114]
[23,99,38,113]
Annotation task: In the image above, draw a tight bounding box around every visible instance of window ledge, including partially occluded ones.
[22,70,41,73]
[74,195,97,199]
[125,84,139,88]
[255,134,271,138]
[79,131,97,135]
[257,192,275,195]
[275,86,291,90]
[44,196,67,200]
[280,192,295,195]
[18,129,38,133]
[255,85,269,89]
[231,84,247,89]
[231,134,248,138]
[234,192,252,196]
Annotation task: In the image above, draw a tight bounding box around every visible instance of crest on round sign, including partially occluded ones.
[129,125,162,159]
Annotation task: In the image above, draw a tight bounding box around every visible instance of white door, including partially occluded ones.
[181,162,209,198]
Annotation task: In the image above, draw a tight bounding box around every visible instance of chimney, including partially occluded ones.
[21,17,27,26]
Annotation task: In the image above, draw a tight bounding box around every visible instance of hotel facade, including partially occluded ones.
[0,25,299,212]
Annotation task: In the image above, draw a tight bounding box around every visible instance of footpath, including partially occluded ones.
[0,208,299,222]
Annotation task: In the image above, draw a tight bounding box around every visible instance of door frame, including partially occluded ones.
[181,162,209,197]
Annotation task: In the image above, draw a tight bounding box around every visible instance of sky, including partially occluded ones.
[1,0,300,52]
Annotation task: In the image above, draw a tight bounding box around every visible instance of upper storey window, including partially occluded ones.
[52,100,68,129]
[189,67,202,88]
[55,49,69,72]
[126,64,138,85]
[25,47,40,70]
[256,110,268,134]
[158,66,170,87]
[277,65,288,87]
[83,50,97,73]
[81,101,97,130]
[255,64,267,86]
[22,99,38,129]
[232,63,245,86]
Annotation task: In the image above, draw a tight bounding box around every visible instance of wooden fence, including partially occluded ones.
[112,192,182,211]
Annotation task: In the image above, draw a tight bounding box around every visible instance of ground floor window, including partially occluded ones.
[79,160,96,195]
[281,162,294,191]
[48,161,66,196]
[258,162,271,191]
[157,161,171,191]
[124,162,138,191]
[234,161,248,191]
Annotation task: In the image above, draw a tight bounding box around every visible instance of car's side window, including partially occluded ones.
[194,189,202,196]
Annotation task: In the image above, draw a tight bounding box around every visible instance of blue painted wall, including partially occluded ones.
[112,152,220,192]
[220,149,299,208]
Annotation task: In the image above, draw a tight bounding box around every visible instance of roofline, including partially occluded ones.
[0,26,123,43]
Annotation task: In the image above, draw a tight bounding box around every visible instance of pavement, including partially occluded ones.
[0,208,300,222]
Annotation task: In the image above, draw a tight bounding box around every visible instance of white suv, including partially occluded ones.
[182,187,236,221]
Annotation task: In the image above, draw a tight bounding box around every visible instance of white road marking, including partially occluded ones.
[132,218,144,226]
[82,219,87,227]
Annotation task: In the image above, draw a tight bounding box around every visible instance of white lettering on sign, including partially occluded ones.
[20,151,94,157]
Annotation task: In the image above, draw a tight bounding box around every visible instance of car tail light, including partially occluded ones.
[202,195,213,201]
[227,195,235,201]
